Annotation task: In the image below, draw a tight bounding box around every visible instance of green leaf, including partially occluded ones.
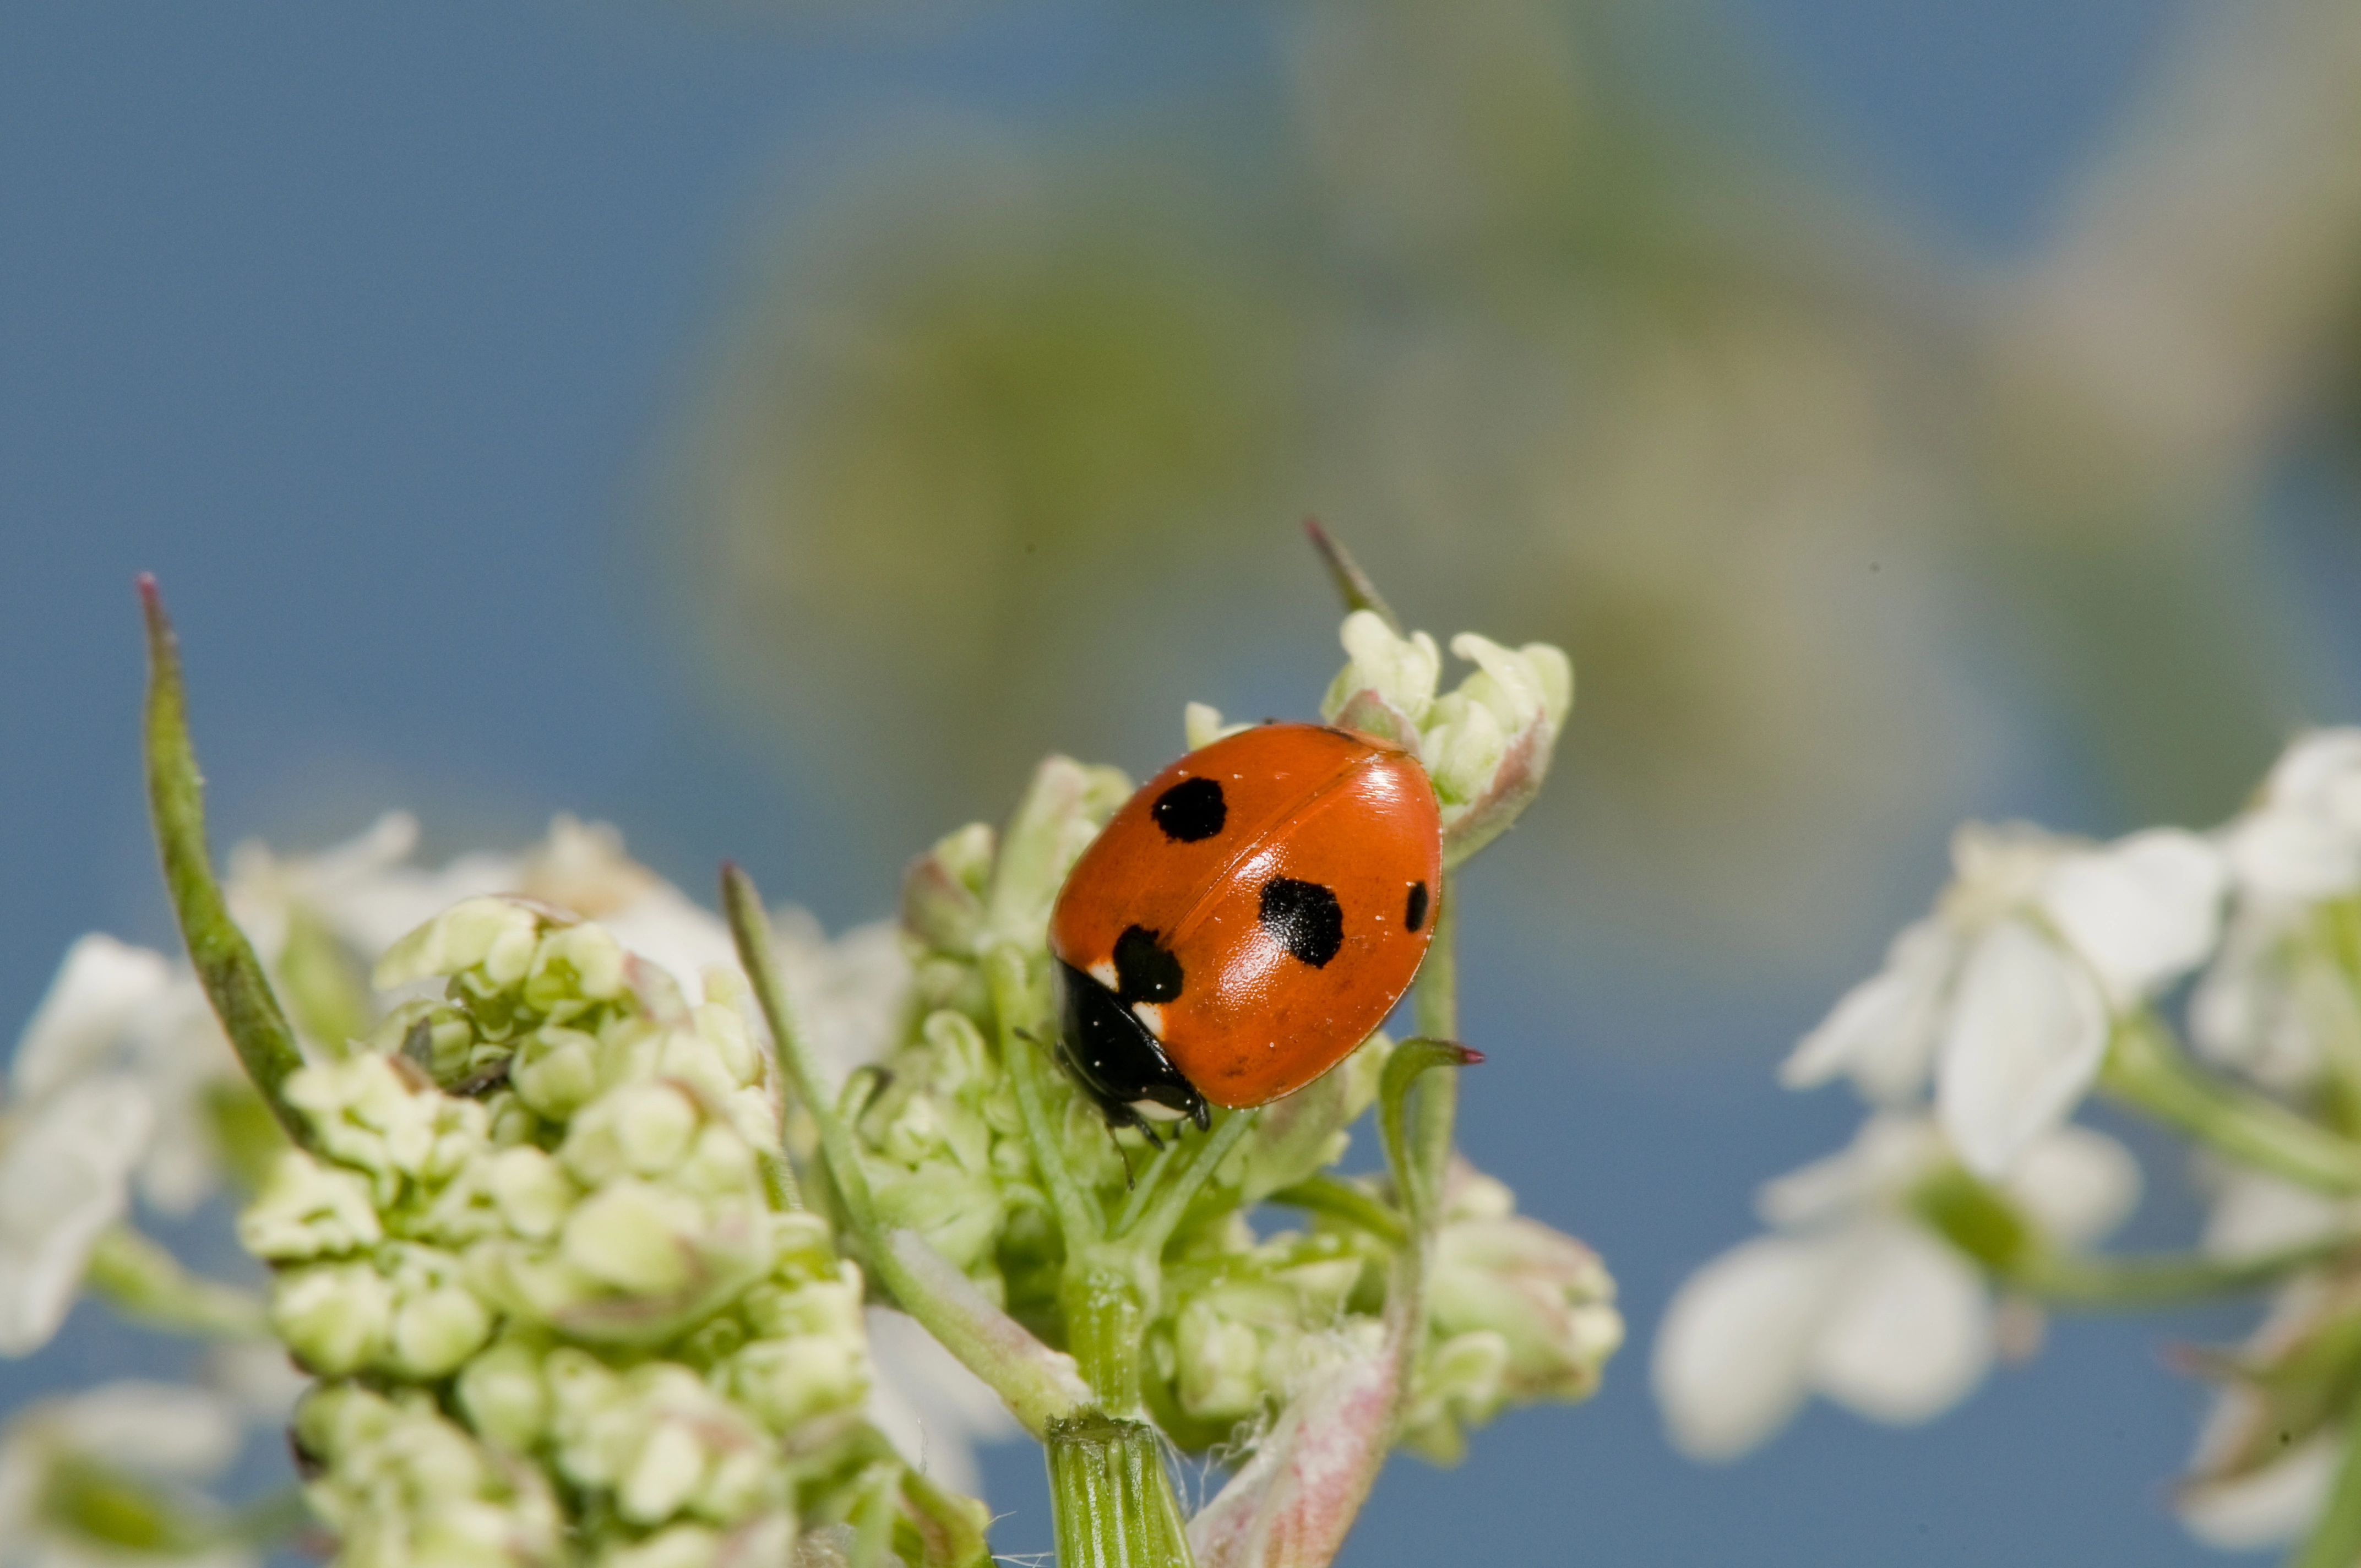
[1379,1037,1482,1231]
[139,578,309,1147]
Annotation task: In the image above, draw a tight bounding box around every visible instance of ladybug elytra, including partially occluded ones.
[1047,722,1444,1133]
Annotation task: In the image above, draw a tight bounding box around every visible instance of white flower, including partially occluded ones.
[2192,731,2361,1091]
[1652,1113,2137,1460]
[1783,821,2225,1178]
[2218,730,2361,902]
[862,1307,1020,1499]
[0,1381,250,1568]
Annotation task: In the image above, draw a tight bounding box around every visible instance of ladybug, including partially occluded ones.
[1048,722,1444,1133]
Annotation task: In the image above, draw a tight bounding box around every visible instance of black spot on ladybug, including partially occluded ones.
[1113,924,1184,1003]
[1152,776,1226,842]
[1405,881,1429,933]
[1260,879,1344,968]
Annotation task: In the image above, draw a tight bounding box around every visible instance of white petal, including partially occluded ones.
[0,1076,154,1354]
[1936,921,2110,1180]
[1780,921,1956,1103]
[2180,1435,2339,1550]
[863,1308,1019,1498]
[2265,731,2361,820]
[10,936,174,1103]
[1756,1113,1944,1230]
[2201,1166,2351,1259]
[2004,1124,2141,1248]
[2188,905,2324,1090]
[2038,829,2226,1003]
[1652,1235,1839,1460]
[2223,810,2361,902]
[53,1381,242,1478]
[1808,1223,1991,1424]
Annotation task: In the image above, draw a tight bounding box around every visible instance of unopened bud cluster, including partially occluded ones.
[240,897,872,1566]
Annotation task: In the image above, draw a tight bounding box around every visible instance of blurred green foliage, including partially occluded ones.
[662,0,2361,983]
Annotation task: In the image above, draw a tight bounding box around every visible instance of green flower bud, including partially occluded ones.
[562,1182,706,1296]
[457,1331,553,1451]
[1399,1330,1513,1463]
[564,1083,703,1186]
[272,1261,393,1375]
[510,1026,602,1119]
[523,923,630,1017]
[383,1245,494,1378]
[239,1148,384,1260]
[283,1054,489,1208]
[1429,1172,1620,1404]
[374,897,544,993]
[546,1353,785,1530]
[297,1384,562,1568]
[902,823,997,956]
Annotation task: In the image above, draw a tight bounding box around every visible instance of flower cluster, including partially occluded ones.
[9,578,1602,1568]
[243,896,885,1565]
[1660,729,2361,1561]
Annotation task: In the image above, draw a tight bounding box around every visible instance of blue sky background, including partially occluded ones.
[1,2,2302,1563]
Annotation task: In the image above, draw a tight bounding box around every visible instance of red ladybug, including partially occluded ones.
[1048,722,1444,1132]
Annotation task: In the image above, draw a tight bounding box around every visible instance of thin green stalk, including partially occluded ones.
[725,867,1093,1438]
[1303,519,1403,634]
[987,944,1104,1246]
[83,1227,270,1340]
[721,867,877,1223]
[2294,1413,2361,1568]
[1265,1175,1410,1248]
[848,1463,902,1568]
[2102,1015,2361,1195]
[1109,1137,1186,1238]
[2008,1237,2353,1309]
[1408,890,1459,1200]
[1114,1110,1255,1255]
[139,579,309,1146]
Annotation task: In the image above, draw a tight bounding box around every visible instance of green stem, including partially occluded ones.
[1265,1175,1410,1248]
[1114,1110,1255,1254]
[2294,1412,2361,1568]
[989,945,1103,1246]
[1303,519,1403,635]
[2102,1015,2361,1195]
[1046,1411,1195,1568]
[1409,890,1459,1200]
[848,1462,902,1568]
[84,1226,270,1340]
[724,868,1094,1438]
[209,1487,315,1551]
[2007,1237,2353,1309]
[139,580,309,1147]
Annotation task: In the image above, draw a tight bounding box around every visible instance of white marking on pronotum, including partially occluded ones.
[1129,1001,1167,1038]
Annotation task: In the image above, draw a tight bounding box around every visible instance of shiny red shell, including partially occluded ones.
[1048,722,1444,1109]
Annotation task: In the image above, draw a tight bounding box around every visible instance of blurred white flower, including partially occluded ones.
[862,1306,1020,1500]
[1782,821,2225,1177]
[0,1380,250,1568]
[2193,730,2361,1091]
[1653,1113,2139,1460]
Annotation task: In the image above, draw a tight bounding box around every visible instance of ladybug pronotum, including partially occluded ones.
[1047,722,1444,1132]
